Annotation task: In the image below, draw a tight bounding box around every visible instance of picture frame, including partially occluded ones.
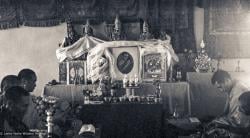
[59,62,67,84]
[59,60,87,84]
[108,46,141,81]
[142,53,167,82]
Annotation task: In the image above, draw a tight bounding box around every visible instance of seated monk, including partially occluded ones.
[0,86,30,136]
[0,75,20,105]
[205,70,250,138]
[205,92,250,137]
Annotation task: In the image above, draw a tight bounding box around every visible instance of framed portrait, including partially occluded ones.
[142,53,167,82]
[59,60,87,84]
[108,46,140,81]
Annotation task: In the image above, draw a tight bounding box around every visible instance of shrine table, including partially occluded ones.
[43,82,191,116]
[137,82,191,117]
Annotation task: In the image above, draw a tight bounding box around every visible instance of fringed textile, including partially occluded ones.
[0,0,19,29]
[21,0,62,27]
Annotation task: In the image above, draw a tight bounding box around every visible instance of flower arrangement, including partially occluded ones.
[33,96,84,137]
[194,40,212,72]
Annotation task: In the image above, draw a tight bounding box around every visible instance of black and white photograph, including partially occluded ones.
[1,0,250,138]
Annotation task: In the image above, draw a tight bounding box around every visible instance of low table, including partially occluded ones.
[77,103,163,138]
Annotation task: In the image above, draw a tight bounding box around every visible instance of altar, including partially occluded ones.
[42,17,185,137]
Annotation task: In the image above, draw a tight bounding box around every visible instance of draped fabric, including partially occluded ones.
[63,0,103,23]
[56,35,106,62]
[21,0,62,27]
[87,40,178,82]
[0,0,19,29]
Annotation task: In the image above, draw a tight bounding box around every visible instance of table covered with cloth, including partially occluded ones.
[43,82,190,116]
[76,103,163,138]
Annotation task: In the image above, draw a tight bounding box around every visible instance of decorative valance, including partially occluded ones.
[21,0,62,27]
[0,0,19,29]
[0,0,194,31]
[0,0,197,53]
